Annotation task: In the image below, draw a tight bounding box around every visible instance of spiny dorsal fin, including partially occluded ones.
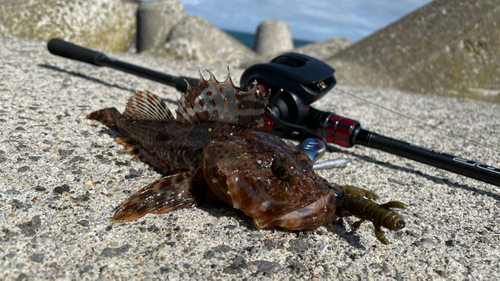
[176,69,270,127]
[123,90,175,122]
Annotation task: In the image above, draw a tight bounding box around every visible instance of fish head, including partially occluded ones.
[203,130,337,231]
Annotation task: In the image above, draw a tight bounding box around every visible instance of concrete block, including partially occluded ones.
[136,0,184,53]
[253,20,294,58]
[293,37,352,61]
[164,15,258,67]
[326,0,500,103]
[0,0,137,51]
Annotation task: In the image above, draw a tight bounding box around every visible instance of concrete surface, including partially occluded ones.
[161,16,258,68]
[136,0,184,53]
[293,37,352,62]
[1,35,499,280]
[0,0,137,51]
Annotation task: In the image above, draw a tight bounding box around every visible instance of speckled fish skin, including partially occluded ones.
[91,106,237,174]
[203,129,337,230]
[86,71,336,230]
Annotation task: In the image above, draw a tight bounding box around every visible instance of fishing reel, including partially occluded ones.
[240,53,359,150]
[241,52,336,125]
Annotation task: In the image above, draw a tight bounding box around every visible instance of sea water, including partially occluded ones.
[224,29,312,48]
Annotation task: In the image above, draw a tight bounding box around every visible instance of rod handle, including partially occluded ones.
[47,38,105,66]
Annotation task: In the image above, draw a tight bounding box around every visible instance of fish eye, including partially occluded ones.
[272,157,295,181]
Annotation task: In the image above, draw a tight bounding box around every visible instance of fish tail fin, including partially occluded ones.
[86,108,121,126]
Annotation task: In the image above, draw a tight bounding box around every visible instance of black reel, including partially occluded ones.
[240,53,336,125]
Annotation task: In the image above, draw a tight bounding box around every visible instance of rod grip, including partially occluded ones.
[47,38,105,66]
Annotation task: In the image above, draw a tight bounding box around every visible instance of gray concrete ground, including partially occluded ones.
[1,36,499,280]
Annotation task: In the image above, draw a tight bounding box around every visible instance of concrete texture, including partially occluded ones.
[136,0,184,53]
[253,20,294,58]
[326,0,500,104]
[0,0,137,51]
[148,16,259,68]
[294,37,352,61]
[1,36,500,280]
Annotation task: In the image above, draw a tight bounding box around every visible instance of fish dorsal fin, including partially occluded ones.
[176,69,270,127]
[123,90,175,122]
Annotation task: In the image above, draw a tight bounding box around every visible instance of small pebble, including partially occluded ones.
[77,220,90,227]
[17,166,30,173]
[434,270,449,278]
[413,238,436,247]
[53,185,70,194]
[29,253,44,263]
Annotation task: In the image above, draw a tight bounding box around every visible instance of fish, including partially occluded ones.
[86,70,405,243]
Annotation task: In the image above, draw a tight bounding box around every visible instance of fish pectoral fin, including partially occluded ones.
[110,169,201,223]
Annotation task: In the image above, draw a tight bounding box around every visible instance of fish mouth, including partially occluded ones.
[263,190,337,231]
[224,171,337,231]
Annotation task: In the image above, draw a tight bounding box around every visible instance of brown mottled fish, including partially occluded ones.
[87,71,405,243]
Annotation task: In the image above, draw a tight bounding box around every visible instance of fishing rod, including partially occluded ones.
[47,38,500,187]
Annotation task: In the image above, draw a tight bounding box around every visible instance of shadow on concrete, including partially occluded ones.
[38,63,178,106]
[338,149,500,201]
